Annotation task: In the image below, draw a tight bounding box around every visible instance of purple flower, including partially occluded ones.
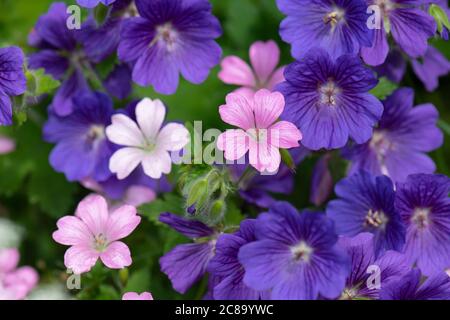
[239,202,350,300]
[118,0,222,94]
[77,0,116,8]
[379,269,450,300]
[278,49,383,150]
[29,2,89,116]
[327,171,405,256]
[159,213,216,294]
[276,0,373,60]
[343,88,443,183]
[43,91,115,182]
[395,174,450,276]
[338,233,410,300]
[374,48,407,83]
[362,0,436,66]
[0,46,26,126]
[208,220,267,300]
[411,46,450,92]
[310,153,334,206]
[103,64,132,100]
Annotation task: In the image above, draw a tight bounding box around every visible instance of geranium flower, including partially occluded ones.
[77,0,117,8]
[122,292,154,300]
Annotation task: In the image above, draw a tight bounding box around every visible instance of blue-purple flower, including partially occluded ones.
[43,91,115,182]
[362,0,436,66]
[77,0,116,8]
[343,88,443,182]
[278,49,383,150]
[327,171,405,256]
[159,213,217,294]
[118,0,222,94]
[0,46,26,126]
[239,202,350,300]
[208,220,267,300]
[380,269,450,300]
[395,174,450,276]
[277,0,373,60]
[338,233,410,300]
[411,46,450,92]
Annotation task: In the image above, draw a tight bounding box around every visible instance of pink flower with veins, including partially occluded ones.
[122,292,154,300]
[106,98,190,180]
[219,40,285,99]
[0,248,39,300]
[52,194,141,274]
[217,89,302,173]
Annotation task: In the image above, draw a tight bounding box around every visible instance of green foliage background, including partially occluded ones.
[0,0,448,299]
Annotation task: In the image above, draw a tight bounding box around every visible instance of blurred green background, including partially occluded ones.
[0,0,448,299]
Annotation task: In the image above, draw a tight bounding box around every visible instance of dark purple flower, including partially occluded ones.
[208,220,267,300]
[411,46,450,92]
[362,0,436,66]
[327,171,405,256]
[374,49,407,83]
[343,88,443,182]
[380,269,450,300]
[103,64,132,100]
[118,0,222,94]
[43,91,115,182]
[338,233,410,300]
[77,0,116,8]
[277,0,373,60]
[0,46,26,126]
[310,153,334,206]
[159,213,216,294]
[29,2,90,116]
[239,202,350,300]
[395,174,450,276]
[278,49,383,150]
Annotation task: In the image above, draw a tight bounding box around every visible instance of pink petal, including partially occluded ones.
[0,248,19,273]
[253,89,285,128]
[109,147,145,180]
[4,266,39,292]
[0,136,15,154]
[122,292,154,300]
[53,216,92,246]
[217,129,250,161]
[218,56,255,87]
[75,195,109,236]
[141,148,172,179]
[135,98,166,140]
[266,66,285,90]
[64,245,99,274]
[100,241,132,269]
[157,123,190,152]
[233,87,256,100]
[106,204,141,242]
[106,114,145,147]
[123,186,156,207]
[219,93,255,130]
[249,139,281,173]
[269,121,302,148]
[250,40,280,84]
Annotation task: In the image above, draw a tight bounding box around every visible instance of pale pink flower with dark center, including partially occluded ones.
[217,89,302,173]
[219,40,285,99]
[122,292,154,300]
[52,194,141,274]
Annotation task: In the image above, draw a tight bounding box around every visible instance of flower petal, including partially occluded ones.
[269,121,302,149]
[157,123,190,152]
[217,129,250,161]
[218,56,255,87]
[109,147,146,180]
[64,245,99,274]
[141,148,172,179]
[106,205,141,242]
[100,241,132,269]
[136,98,166,140]
[219,93,255,130]
[75,194,109,236]
[106,114,146,147]
[250,40,280,84]
[253,89,285,128]
[53,216,92,246]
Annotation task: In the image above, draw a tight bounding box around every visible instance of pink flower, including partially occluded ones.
[217,89,302,173]
[0,135,15,155]
[122,292,153,300]
[0,248,39,300]
[52,194,141,274]
[106,98,190,180]
[218,40,285,99]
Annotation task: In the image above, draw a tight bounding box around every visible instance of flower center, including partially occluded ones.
[93,233,108,252]
[370,130,393,176]
[87,125,105,143]
[340,288,358,300]
[152,22,178,52]
[319,79,340,106]
[247,128,268,143]
[364,209,389,229]
[323,7,345,28]
[291,241,313,263]
[412,208,431,229]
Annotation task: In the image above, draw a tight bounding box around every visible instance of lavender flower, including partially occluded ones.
[77,0,116,8]
[43,91,115,182]
[411,46,450,92]
[344,88,443,182]
[159,213,216,294]
[327,171,405,256]
[278,49,383,150]
[239,202,350,300]
[276,0,373,60]
[395,174,450,276]
[0,47,26,126]
[118,0,222,94]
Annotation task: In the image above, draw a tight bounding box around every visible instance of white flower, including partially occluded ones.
[106,98,189,180]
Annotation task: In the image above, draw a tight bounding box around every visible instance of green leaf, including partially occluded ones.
[139,193,185,224]
[438,119,450,136]
[370,77,398,99]
[26,68,60,96]
[429,4,450,33]
[124,268,151,293]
